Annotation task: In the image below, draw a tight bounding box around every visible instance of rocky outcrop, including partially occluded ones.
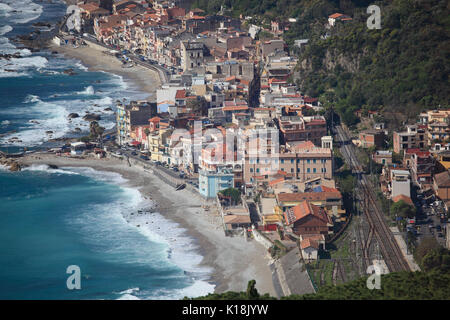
[83,113,101,122]
[68,113,79,119]
[0,155,21,172]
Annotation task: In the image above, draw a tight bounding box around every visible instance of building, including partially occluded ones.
[278,116,327,146]
[328,13,352,27]
[390,169,411,199]
[373,150,392,166]
[199,169,234,199]
[116,101,157,145]
[283,201,333,236]
[299,234,325,260]
[244,142,333,185]
[393,125,426,154]
[258,197,283,230]
[359,130,386,148]
[276,187,345,219]
[433,170,450,202]
[180,40,205,72]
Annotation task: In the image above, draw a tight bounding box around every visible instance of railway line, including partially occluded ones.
[335,125,411,272]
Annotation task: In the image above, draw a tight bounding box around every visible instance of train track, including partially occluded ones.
[335,125,410,272]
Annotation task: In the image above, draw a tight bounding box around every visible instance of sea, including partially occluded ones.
[0,0,214,299]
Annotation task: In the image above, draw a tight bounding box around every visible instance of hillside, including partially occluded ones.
[191,270,450,300]
[191,0,450,125]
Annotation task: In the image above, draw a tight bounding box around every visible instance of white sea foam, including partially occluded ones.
[0,25,12,36]
[22,164,81,175]
[61,167,216,299]
[77,85,95,95]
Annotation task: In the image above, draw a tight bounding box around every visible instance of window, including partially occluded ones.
[307,168,310,173]
[250,168,253,173]
[297,168,300,172]
[313,159,316,164]
[291,168,294,173]
[307,159,310,164]
[256,168,260,173]
[313,168,316,173]
[291,159,294,164]
[281,159,284,164]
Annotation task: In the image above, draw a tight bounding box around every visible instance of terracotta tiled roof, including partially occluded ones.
[300,238,319,249]
[277,191,342,203]
[392,194,414,206]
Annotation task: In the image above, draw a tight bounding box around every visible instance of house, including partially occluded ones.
[258,197,283,230]
[199,169,234,199]
[390,169,411,199]
[276,187,345,218]
[393,125,426,153]
[433,170,450,202]
[328,13,352,27]
[359,130,386,148]
[299,234,325,260]
[283,201,333,236]
[373,150,392,166]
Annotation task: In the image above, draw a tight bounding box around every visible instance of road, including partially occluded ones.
[335,125,411,273]
[79,34,171,83]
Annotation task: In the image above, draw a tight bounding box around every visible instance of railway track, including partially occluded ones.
[335,125,410,272]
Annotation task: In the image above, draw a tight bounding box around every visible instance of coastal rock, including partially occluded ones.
[83,113,101,122]
[63,68,77,76]
[68,113,79,119]
[104,107,112,112]
[74,127,81,132]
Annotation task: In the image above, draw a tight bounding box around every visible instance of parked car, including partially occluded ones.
[131,151,137,156]
[438,232,444,238]
[172,167,179,172]
[436,225,442,232]
[140,155,149,160]
[155,161,162,166]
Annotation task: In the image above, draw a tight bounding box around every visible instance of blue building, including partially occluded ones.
[199,169,234,199]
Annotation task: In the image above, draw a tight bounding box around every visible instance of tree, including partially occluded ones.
[414,237,440,266]
[219,187,241,205]
[390,200,416,219]
[246,280,259,299]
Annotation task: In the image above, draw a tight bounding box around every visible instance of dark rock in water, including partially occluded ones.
[83,113,101,121]
[104,107,113,111]
[48,164,58,169]
[63,68,77,76]
[74,127,81,132]
[68,113,79,119]
[52,51,58,54]
[46,130,53,134]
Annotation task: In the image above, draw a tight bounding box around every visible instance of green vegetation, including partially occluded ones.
[390,200,416,219]
[296,0,449,125]
[218,187,242,204]
[193,270,450,299]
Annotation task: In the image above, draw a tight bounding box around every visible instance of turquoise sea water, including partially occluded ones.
[0,166,213,299]
[0,0,214,299]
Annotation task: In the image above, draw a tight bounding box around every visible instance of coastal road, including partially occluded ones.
[335,125,411,273]
[78,35,170,84]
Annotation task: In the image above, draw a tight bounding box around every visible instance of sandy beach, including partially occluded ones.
[48,41,160,100]
[18,153,278,297]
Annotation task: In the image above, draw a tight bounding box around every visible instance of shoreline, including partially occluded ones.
[46,41,161,101]
[18,153,278,297]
